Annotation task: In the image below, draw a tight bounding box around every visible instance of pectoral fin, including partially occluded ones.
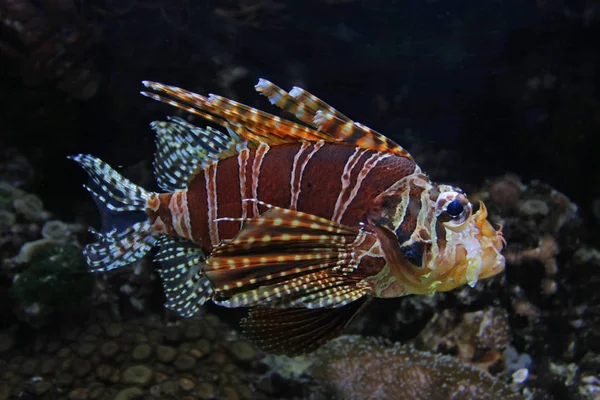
[203,201,375,308]
[242,297,370,356]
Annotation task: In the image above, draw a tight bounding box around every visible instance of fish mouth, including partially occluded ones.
[465,201,506,283]
[435,201,506,290]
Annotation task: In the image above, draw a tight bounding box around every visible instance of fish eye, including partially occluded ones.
[446,199,464,217]
[436,190,473,232]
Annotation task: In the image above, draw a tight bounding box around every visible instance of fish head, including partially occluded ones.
[369,175,506,295]
[425,185,506,291]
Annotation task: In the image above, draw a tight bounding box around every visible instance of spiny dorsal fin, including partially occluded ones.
[255,78,351,125]
[241,297,370,356]
[141,80,413,160]
[255,79,413,161]
[141,81,327,147]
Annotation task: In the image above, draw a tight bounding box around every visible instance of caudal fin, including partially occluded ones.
[69,154,158,272]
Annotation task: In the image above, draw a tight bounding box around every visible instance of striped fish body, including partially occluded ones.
[147,142,416,251]
[71,78,506,356]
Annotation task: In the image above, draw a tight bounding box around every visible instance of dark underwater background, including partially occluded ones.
[1,1,600,399]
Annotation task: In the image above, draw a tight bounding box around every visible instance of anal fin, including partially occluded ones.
[154,237,213,317]
[241,297,370,356]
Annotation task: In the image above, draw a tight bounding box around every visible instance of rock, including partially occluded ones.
[132,344,152,361]
[100,341,119,359]
[122,365,153,386]
[159,380,179,396]
[87,324,102,336]
[46,338,61,353]
[0,383,11,400]
[236,384,253,400]
[68,388,89,400]
[115,387,144,400]
[196,382,216,399]
[34,334,47,352]
[20,357,38,375]
[184,323,203,339]
[96,364,117,382]
[222,386,240,400]
[204,314,220,326]
[41,358,58,375]
[147,329,163,344]
[77,343,97,358]
[179,377,196,391]
[105,323,123,338]
[164,325,182,343]
[55,372,74,388]
[195,339,211,354]
[61,325,81,342]
[213,351,229,365]
[72,358,92,378]
[32,380,53,395]
[57,347,72,358]
[204,325,217,340]
[88,383,105,400]
[229,340,257,362]
[174,354,196,371]
[156,345,177,364]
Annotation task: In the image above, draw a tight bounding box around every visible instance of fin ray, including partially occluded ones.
[141,80,414,158]
[68,154,158,272]
[241,297,370,356]
[204,202,374,308]
[151,117,245,191]
[155,237,212,317]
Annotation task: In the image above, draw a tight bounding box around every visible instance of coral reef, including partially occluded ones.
[279,335,523,400]
[415,307,511,374]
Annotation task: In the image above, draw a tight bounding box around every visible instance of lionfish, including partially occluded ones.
[70,79,506,356]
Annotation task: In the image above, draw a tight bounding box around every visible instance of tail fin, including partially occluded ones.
[68,154,158,272]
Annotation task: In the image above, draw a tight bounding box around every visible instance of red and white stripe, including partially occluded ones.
[289,140,324,210]
[168,190,193,239]
[237,148,250,228]
[204,163,219,246]
[332,149,390,223]
[250,143,270,216]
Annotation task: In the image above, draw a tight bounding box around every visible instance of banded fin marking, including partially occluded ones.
[68,154,157,272]
[203,200,374,309]
[141,80,414,159]
[314,111,413,161]
[241,297,369,356]
[151,117,245,192]
[255,78,351,125]
[155,237,212,317]
[255,79,412,159]
[142,82,311,147]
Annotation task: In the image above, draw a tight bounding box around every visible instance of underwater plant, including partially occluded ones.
[9,243,94,327]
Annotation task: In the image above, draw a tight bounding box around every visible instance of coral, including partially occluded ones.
[415,307,511,374]
[310,335,523,400]
[13,194,46,222]
[40,220,70,242]
[9,243,94,327]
